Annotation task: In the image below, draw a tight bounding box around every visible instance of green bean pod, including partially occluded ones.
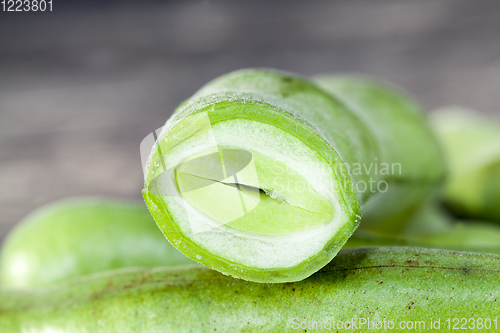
[143,69,444,282]
[0,198,194,289]
[1,247,499,332]
[313,75,446,233]
[432,109,500,221]
[345,222,500,255]
[344,201,500,254]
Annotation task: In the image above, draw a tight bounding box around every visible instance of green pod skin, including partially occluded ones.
[143,69,444,283]
[344,201,500,255]
[345,222,500,255]
[0,198,194,289]
[1,247,499,332]
[314,75,446,233]
[432,109,500,221]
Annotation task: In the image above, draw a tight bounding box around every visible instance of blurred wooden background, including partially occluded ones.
[1,0,499,243]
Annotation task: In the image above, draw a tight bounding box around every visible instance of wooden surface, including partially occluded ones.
[1,0,500,242]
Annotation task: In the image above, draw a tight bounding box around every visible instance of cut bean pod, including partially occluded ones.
[143,69,445,282]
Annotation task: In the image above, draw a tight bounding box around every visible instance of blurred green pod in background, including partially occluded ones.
[432,109,500,222]
[0,198,194,289]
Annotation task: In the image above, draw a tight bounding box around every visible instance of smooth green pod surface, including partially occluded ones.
[1,247,499,332]
[0,198,194,289]
[143,69,444,282]
[344,200,500,254]
[314,75,446,233]
[345,222,500,255]
[344,200,500,255]
[432,109,500,221]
